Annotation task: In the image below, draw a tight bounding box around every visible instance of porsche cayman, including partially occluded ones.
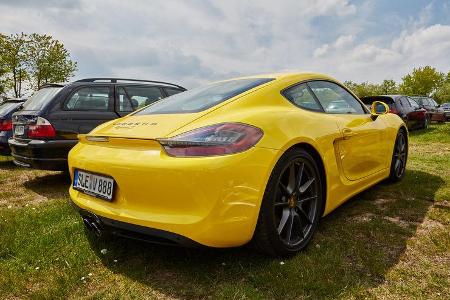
[68,73,408,257]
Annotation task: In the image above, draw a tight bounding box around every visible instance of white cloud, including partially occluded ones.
[0,0,448,88]
[334,35,355,48]
[313,44,330,58]
[314,34,354,57]
[312,24,450,82]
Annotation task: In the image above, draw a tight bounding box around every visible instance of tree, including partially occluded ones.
[343,81,382,98]
[379,79,398,94]
[0,33,28,97]
[433,82,450,104]
[0,33,77,96]
[26,33,77,90]
[399,66,445,96]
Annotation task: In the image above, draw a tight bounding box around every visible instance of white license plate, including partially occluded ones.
[14,125,24,136]
[73,169,115,201]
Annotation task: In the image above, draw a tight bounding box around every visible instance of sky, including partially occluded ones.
[1,0,449,89]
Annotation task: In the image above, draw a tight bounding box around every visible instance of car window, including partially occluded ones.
[400,97,411,107]
[135,78,273,115]
[165,88,184,96]
[408,97,420,109]
[22,87,62,111]
[308,81,366,114]
[283,83,322,111]
[65,86,110,111]
[117,86,164,112]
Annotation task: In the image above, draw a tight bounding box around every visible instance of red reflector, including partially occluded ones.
[0,119,13,131]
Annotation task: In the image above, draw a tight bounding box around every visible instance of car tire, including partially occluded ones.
[253,148,324,257]
[388,128,408,182]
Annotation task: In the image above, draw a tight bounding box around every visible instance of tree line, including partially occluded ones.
[0,33,77,98]
[345,66,450,103]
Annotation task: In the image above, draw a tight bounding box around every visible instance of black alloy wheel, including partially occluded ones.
[389,129,408,182]
[253,148,323,257]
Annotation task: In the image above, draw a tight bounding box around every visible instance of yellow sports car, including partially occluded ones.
[68,73,408,257]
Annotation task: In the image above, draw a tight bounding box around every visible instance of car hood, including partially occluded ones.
[90,113,204,139]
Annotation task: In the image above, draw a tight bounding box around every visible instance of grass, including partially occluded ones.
[0,123,449,299]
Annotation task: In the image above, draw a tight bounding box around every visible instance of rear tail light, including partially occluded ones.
[27,117,56,138]
[158,123,263,157]
[389,107,398,114]
[0,119,13,131]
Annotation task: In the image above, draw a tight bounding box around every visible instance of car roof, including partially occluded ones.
[219,72,336,82]
[40,78,186,91]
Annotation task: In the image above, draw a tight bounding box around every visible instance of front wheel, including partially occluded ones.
[388,129,408,182]
[253,148,323,257]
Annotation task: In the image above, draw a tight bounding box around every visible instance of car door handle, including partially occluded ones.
[342,128,356,139]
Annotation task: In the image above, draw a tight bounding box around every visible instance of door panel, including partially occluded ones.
[306,80,389,181]
[48,85,119,139]
[334,115,388,180]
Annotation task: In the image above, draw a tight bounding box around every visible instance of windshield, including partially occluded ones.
[22,87,62,111]
[0,102,22,117]
[135,78,273,115]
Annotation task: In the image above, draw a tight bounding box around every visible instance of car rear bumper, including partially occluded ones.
[68,141,278,248]
[8,138,77,170]
[73,204,202,247]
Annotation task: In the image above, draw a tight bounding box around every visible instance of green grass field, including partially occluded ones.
[1,123,449,299]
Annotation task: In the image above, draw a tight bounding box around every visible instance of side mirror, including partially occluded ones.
[370,101,389,120]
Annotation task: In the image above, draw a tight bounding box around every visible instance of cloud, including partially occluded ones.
[313,44,330,58]
[0,0,448,88]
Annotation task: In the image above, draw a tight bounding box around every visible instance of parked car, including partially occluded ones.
[360,95,427,130]
[9,78,186,170]
[68,73,407,257]
[441,102,450,121]
[0,98,26,155]
[410,96,446,123]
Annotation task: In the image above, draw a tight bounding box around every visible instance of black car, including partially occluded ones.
[360,95,427,130]
[0,98,26,155]
[9,78,186,170]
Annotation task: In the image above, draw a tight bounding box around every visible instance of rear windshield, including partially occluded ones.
[0,102,22,117]
[22,87,63,111]
[135,78,273,115]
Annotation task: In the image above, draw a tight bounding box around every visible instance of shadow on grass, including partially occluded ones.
[84,169,444,299]
[0,157,15,170]
[24,172,70,199]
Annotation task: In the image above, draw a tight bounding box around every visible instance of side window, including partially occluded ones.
[408,97,419,109]
[283,83,322,111]
[308,81,366,114]
[116,86,164,112]
[65,86,110,111]
[165,88,184,96]
[400,97,411,107]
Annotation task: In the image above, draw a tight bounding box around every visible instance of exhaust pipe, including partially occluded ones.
[82,215,103,237]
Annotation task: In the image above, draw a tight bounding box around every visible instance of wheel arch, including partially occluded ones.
[284,142,328,217]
